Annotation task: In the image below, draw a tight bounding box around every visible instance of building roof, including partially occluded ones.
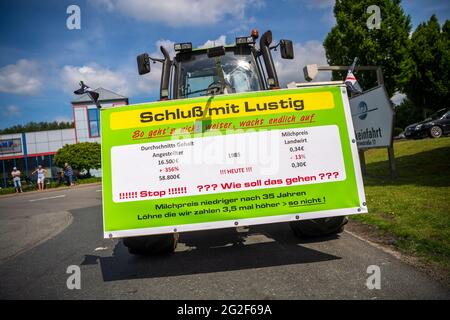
[71,87,128,104]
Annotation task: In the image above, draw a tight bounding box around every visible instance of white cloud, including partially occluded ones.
[60,39,176,98]
[2,105,21,118]
[391,92,406,106]
[274,40,331,86]
[199,35,227,48]
[60,63,130,96]
[305,0,334,9]
[91,0,263,26]
[0,59,42,95]
[94,0,115,11]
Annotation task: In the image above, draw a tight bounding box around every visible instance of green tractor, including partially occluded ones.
[124,29,347,255]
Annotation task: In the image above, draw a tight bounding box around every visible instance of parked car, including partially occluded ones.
[404,108,450,139]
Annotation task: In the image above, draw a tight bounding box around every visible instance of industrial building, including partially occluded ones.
[0,88,128,188]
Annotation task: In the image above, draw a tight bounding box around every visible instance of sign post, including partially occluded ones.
[100,85,367,238]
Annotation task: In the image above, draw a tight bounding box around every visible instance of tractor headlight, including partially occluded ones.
[236,36,255,45]
[174,42,192,52]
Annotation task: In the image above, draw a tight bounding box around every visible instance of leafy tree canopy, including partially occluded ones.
[0,121,74,134]
[406,15,450,114]
[394,98,423,130]
[324,0,414,97]
[53,142,101,173]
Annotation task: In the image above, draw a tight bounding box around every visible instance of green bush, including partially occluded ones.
[54,142,101,175]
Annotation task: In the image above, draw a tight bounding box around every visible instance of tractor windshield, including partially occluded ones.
[177,48,261,99]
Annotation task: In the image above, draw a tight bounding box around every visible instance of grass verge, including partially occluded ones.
[351,137,450,273]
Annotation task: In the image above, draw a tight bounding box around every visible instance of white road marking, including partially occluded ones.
[94,247,108,251]
[344,229,404,260]
[28,195,66,202]
[96,190,102,192]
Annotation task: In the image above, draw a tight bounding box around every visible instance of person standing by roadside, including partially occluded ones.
[32,165,46,191]
[64,162,74,186]
[57,169,65,186]
[11,167,22,193]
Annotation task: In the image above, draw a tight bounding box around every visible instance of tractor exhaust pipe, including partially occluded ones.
[160,46,171,100]
[260,30,279,89]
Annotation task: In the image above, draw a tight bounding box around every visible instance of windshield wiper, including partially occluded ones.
[214,57,227,95]
[186,81,235,97]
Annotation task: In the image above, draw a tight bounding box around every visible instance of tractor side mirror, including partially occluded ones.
[280,40,294,59]
[137,53,150,75]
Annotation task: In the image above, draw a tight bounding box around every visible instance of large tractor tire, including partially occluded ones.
[290,216,348,238]
[123,233,179,255]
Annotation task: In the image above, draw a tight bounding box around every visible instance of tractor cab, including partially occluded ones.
[175,45,262,99]
[137,30,294,100]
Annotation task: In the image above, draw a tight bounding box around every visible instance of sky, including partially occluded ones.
[0,0,449,129]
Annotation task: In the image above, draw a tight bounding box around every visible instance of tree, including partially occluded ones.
[54,142,101,174]
[323,0,414,97]
[0,121,74,134]
[406,15,450,116]
[394,98,422,130]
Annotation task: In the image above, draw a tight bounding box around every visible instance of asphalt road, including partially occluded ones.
[0,184,448,299]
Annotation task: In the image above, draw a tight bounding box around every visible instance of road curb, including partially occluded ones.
[0,182,102,199]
